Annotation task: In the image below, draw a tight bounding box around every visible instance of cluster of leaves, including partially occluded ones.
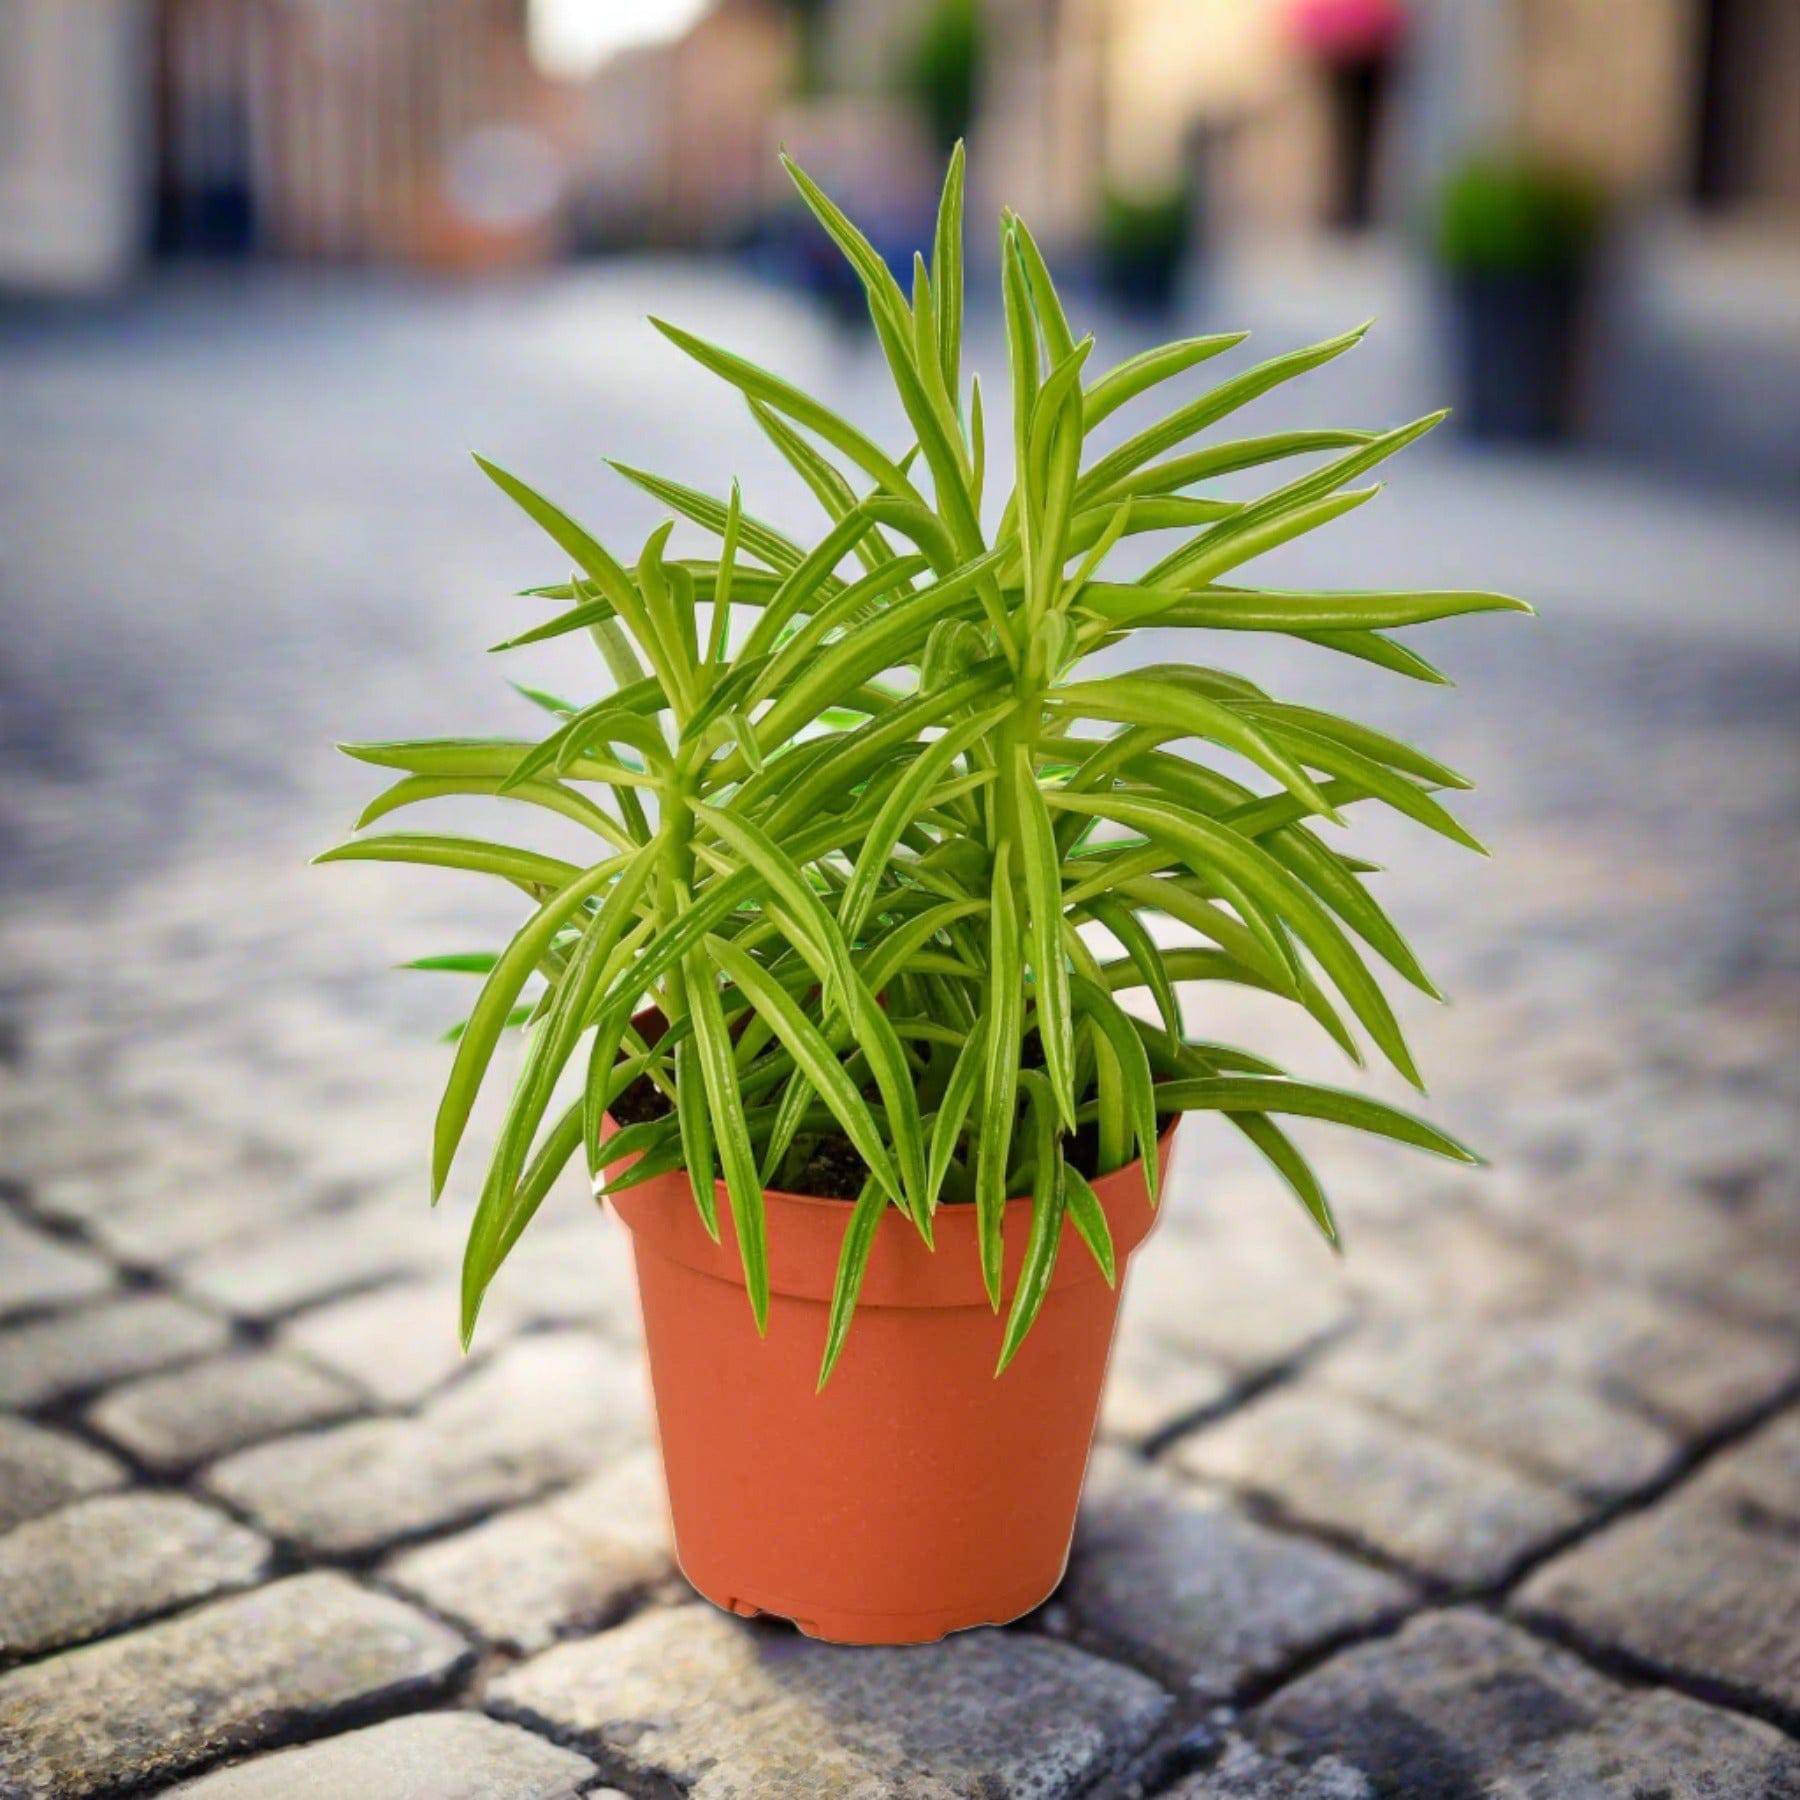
[322,148,1527,1385]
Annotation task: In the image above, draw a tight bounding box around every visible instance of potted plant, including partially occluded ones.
[323,146,1525,1644]
[1433,152,1606,442]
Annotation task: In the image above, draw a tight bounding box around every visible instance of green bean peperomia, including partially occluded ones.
[322,148,1526,1384]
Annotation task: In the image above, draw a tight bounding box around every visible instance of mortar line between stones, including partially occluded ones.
[1503,1603,1800,1744]
[1135,1324,1353,1461]
[1481,1374,1800,1604]
[1192,1382,1800,1760]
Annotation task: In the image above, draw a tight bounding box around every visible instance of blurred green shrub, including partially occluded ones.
[909,0,983,154]
[1433,155,1605,275]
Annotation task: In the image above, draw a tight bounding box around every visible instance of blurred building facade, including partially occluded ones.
[976,0,1798,239]
[2,0,1793,290]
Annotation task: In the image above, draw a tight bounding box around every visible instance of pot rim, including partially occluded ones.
[604,1114,1177,1310]
[604,1006,1176,1306]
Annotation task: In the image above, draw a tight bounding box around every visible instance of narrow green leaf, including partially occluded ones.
[432,852,635,1198]
[1077,321,1371,503]
[687,949,770,1324]
[1146,1075,1478,1162]
[927,1025,984,1212]
[1083,331,1248,430]
[1015,745,1076,1127]
[931,140,966,401]
[1070,977,1159,1202]
[1230,1112,1338,1247]
[818,1177,888,1388]
[975,843,1024,1307]
[1063,1165,1116,1285]
[997,1072,1067,1373]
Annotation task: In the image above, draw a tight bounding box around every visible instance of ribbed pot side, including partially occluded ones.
[605,1121,1175,1645]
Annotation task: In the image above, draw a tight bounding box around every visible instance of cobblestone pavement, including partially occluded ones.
[1,270,1797,1797]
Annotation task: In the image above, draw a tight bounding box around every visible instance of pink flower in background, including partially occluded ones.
[1285,0,1408,60]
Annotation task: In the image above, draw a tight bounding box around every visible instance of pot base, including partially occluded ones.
[680,1559,1062,1645]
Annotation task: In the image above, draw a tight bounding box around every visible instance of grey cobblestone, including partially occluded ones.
[1061,1455,1411,1693]
[0,1293,231,1408]
[1253,1609,1800,1797]
[31,1149,326,1267]
[1517,1287,1800,1438]
[1125,1205,1357,1376]
[386,1446,673,1651]
[1,272,1795,1795]
[169,1712,595,1798]
[173,1194,437,1321]
[1100,1331,1238,1443]
[278,1278,523,1407]
[1312,1316,1682,1501]
[0,1213,113,1319]
[85,1349,362,1473]
[0,1490,271,1656]
[0,1571,470,1798]
[1515,1411,1800,1723]
[0,1415,124,1530]
[1166,1739,1375,1799]
[1169,1387,1585,1588]
[205,1332,648,1554]
[490,1602,1170,1797]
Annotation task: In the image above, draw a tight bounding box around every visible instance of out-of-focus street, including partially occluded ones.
[3,0,1798,1790]
[0,267,1796,1795]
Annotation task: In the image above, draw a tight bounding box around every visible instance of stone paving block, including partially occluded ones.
[492,1217,642,1340]
[169,1712,595,1799]
[1124,1210,1356,1375]
[1515,1175,1800,1334]
[1336,1204,1574,1322]
[1315,1317,1681,1500]
[0,1212,113,1319]
[1061,1455,1411,1694]
[278,1277,524,1406]
[0,1292,231,1408]
[0,1571,470,1799]
[1170,1387,1585,1589]
[1522,1287,1799,1437]
[387,1446,672,1651]
[1255,1608,1800,1798]
[490,1602,1170,1798]
[206,1332,648,1554]
[1684,1405,1800,1521]
[0,1414,124,1531]
[0,1491,271,1656]
[1167,1738,1374,1799]
[1516,1414,1800,1723]
[173,1194,437,1320]
[33,1154,325,1267]
[1100,1328,1239,1443]
[85,1349,361,1473]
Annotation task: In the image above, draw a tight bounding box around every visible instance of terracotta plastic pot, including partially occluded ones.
[606,1118,1175,1644]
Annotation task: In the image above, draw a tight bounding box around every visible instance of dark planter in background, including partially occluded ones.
[1098,181,1199,318]
[1432,155,1606,446]
[1446,265,1589,443]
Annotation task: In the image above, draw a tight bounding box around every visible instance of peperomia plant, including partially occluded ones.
[322,149,1526,1383]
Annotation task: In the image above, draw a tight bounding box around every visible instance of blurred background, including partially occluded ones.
[0,8,1797,1789]
[3,0,1798,471]
[1,2,1796,1361]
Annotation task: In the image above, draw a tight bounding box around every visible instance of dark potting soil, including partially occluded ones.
[793,1135,870,1200]
[610,1071,673,1127]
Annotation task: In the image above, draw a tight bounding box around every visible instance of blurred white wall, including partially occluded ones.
[0,0,150,292]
